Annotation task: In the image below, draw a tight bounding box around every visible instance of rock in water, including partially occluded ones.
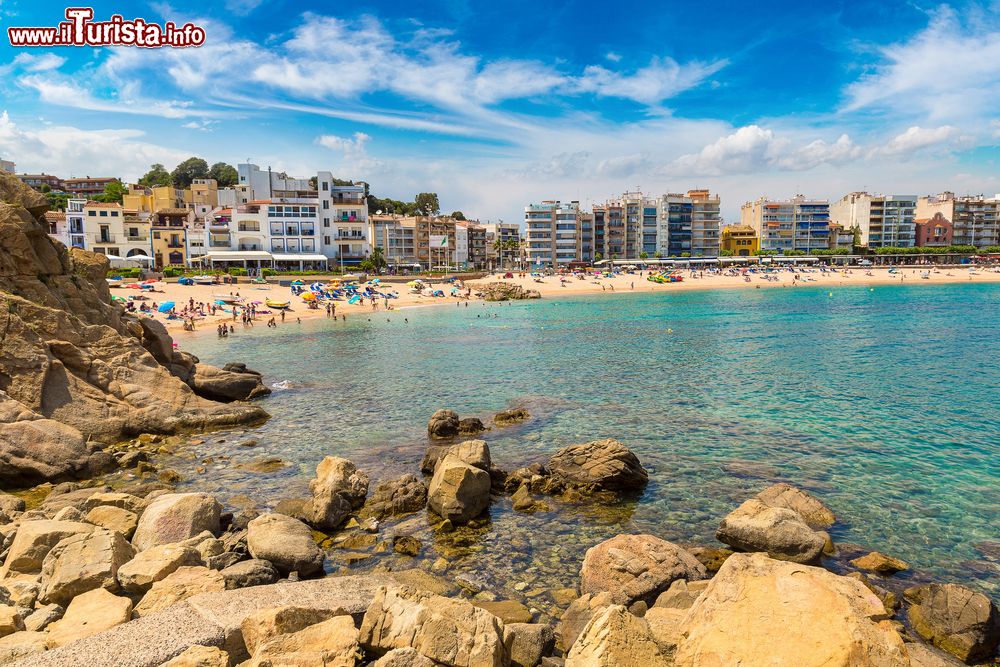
[360,585,509,666]
[755,482,836,528]
[851,551,910,575]
[579,534,707,606]
[0,172,269,484]
[494,407,530,426]
[671,552,908,666]
[246,513,324,577]
[427,409,460,438]
[478,283,541,301]
[183,363,271,402]
[904,583,1000,663]
[131,492,222,551]
[302,456,369,530]
[715,498,827,563]
[361,474,427,519]
[427,453,492,524]
[547,439,648,492]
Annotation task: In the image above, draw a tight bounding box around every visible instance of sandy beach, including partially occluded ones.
[117,265,1000,339]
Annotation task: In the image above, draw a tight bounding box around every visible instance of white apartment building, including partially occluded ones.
[830,193,916,248]
[83,202,151,260]
[236,163,311,200]
[65,198,87,250]
[0,158,14,174]
[525,200,582,266]
[656,190,721,257]
[454,223,469,265]
[316,172,369,266]
[482,222,521,267]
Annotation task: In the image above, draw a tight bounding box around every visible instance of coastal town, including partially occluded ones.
[5,159,999,275]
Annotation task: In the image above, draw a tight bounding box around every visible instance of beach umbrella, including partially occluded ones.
[302,292,317,301]
[214,300,227,306]
[348,295,361,305]
[158,301,175,313]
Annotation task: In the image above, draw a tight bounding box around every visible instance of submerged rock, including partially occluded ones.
[361,474,427,519]
[494,407,530,426]
[851,551,910,575]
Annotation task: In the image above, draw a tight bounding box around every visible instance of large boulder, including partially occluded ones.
[756,482,836,528]
[0,392,112,486]
[220,558,278,590]
[240,605,342,655]
[566,604,672,666]
[131,492,222,551]
[427,409,460,438]
[422,439,492,474]
[361,474,427,519]
[427,453,492,524]
[360,585,509,666]
[246,513,324,577]
[184,363,271,402]
[557,592,615,653]
[44,587,132,648]
[84,505,139,539]
[133,565,225,616]
[579,534,707,606]
[478,283,540,301]
[715,498,827,563]
[504,622,555,667]
[246,614,359,667]
[671,552,909,666]
[0,520,95,576]
[904,583,1000,663]
[302,457,369,530]
[39,528,135,606]
[547,439,648,492]
[116,542,202,593]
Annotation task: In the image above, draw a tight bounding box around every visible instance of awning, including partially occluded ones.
[197,251,274,262]
[271,253,329,263]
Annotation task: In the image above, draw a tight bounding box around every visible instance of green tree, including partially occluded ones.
[44,192,70,211]
[208,162,238,187]
[170,157,210,188]
[40,183,51,193]
[719,249,735,256]
[358,259,376,272]
[594,252,603,262]
[96,179,127,203]
[414,192,440,216]
[450,211,466,221]
[369,246,387,274]
[138,163,172,187]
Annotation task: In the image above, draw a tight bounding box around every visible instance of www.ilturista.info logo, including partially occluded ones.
[7,8,206,48]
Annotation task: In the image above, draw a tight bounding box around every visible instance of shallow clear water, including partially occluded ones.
[173,282,1000,603]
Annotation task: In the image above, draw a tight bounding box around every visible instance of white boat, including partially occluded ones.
[191,275,216,285]
[105,277,123,286]
[212,294,239,304]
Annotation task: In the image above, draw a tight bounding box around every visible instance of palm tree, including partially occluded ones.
[492,237,504,269]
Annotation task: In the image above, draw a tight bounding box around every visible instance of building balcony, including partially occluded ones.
[208,240,232,248]
[166,243,185,249]
[124,235,149,242]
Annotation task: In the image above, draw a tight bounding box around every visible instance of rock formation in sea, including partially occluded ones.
[0,173,269,485]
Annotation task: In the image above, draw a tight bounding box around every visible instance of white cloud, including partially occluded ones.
[605,52,622,63]
[0,111,190,180]
[316,132,371,157]
[0,52,65,77]
[577,57,727,105]
[843,6,1000,124]
[18,76,215,119]
[224,0,264,16]
[869,125,960,157]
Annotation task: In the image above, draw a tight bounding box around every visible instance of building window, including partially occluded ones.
[323,218,330,227]
[322,200,329,209]
[100,211,108,217]
[324,235,331,245]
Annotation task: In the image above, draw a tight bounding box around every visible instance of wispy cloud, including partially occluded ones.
[0,52,65,77]
[18,76,216,119]
[868,125,961,157]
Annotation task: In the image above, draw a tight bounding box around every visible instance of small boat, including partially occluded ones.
[106,277,123,287]
[265,298,290,309]
[191,275,216,285]
[212,294,239,304]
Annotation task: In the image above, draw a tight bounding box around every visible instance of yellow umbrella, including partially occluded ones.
[406,280,422,287]
[301,292,317,301]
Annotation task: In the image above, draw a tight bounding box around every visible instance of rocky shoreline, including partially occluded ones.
[0,174,269,487]
[0,411,996,666]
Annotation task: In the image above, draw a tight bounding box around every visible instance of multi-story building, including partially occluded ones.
[64,177,118,198]
[236,163,311,200]
[230,202,271,254]
[454,223,469,266]
[0,158,15,174]
[266,199,320,266]
[656,190,721,257]
[914,212,954,247]
[316,173,368,265]
[44,211,68,247]
[84,202,150,260]
[466,222,488,268]
[150,209,193,268]
[524,200,584,266]
[123,185,184,217]
[482,222,520,268]
[65,198,87,250]
[369,215,417,267]
[827,222,856,251]
[720,224,759,256]
[414,216,456,270]
[183,179,219,220]
[741,195,831,253]
[830,193,916,249]
[18,173,63,191]
[916,192,1000,248]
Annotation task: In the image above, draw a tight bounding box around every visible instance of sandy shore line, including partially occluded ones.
[116,266,1000,341]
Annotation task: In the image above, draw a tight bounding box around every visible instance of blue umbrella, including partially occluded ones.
[158,301,175,313]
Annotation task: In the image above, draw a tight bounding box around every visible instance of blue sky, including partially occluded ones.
[1,0,999,223]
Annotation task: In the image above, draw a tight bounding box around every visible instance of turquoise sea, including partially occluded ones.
[172,282,1000,602]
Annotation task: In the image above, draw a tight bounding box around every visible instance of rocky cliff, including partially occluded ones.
[0,173,269,486]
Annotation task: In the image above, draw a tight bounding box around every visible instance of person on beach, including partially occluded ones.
[280,310,285,323]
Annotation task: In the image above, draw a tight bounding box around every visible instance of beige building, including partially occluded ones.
[525,200,585,266]
[123,185,184,217]
[83,202,151,260]
[741,195,831,253]
[915,192,1000,248]
[830,192,916,249]
[183,179,219,220]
